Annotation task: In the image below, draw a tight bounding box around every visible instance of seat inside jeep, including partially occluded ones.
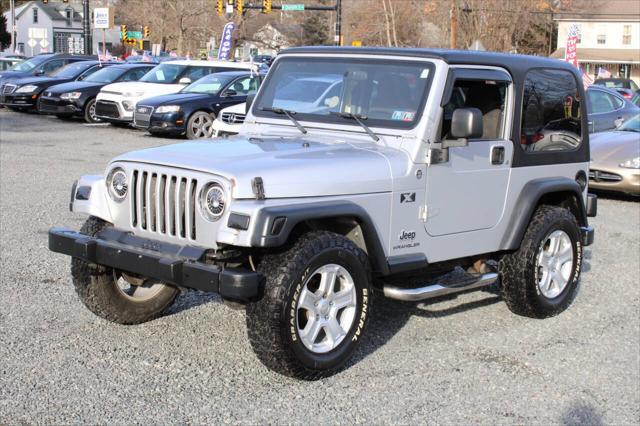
[440,80,507,140]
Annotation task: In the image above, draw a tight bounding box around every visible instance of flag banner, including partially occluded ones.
[581,68,594,90]
[597,67,612,79]
[218,22,235,61]
[565,24,580,68]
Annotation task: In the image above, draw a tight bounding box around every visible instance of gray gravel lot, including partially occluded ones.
[1,109,639,424]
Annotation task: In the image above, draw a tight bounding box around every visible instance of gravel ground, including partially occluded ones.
[1,109,639,424]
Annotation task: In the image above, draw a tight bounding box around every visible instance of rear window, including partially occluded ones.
[520,69,582,152]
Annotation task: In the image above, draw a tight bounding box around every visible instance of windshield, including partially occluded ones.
[182,74,234,94]
[83,67,125,83]
[254,57,434,129]
[49,62,93,78]
[618,114,640,132]
[8,56,45,72]
[140,64,186,83]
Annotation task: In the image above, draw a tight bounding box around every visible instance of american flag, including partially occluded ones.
[565,24,580,68]
[581,68,594,90]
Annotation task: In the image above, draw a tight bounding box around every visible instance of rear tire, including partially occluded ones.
[246,231,372,379]
[500,205,583,318]
[83,98,101,123]
[71,216,180,325]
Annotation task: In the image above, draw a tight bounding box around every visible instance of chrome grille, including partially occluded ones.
[133,105,153,128]
[221,112,245,124]
[131,169,198,240]
[589,170,623,182]
[2,84,16,94]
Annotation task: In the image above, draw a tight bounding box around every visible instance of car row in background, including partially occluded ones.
[95,60,255,125]
[589,113,640,196]
[38,63,156,122]
[594,77,639,101]
[0,53,96,85]
[0,60,117,112]
[133,71,262,138]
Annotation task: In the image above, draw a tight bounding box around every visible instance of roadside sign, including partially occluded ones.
[27,39,37,47]
[282,4,305,11]
[39,39,49,48]
[127,31,142,40]
[28,27,47,39]
[94,7,114,29]
[351,40,362,47]
[226,3,234,14]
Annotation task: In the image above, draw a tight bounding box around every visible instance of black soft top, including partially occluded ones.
[280,46,579,81]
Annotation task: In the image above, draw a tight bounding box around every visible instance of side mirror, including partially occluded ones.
[178,77,191,85]
[222,89,237,98]
[443,107,483,148]
[34,69,45,76]
[245,93,256,114]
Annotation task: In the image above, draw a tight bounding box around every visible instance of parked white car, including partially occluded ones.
[95,60,254,124]
[212,102,246,137]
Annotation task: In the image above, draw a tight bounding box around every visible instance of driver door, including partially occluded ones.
[425,68,513,236]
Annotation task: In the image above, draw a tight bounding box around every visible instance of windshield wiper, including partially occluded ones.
[330,112,379,142]
[260,107,307,134]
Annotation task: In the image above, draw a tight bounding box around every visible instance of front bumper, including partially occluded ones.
[48,227,261,302]
[134,111,186,134]
[38,96,81,115]
[589,168,640,196]
[0,92,39,108]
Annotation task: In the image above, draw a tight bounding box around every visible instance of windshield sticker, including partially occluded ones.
[420,69,430,79]
[155,70,165,80]
[392,111,415,121]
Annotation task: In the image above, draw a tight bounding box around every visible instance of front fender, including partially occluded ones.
[70,175,114,223]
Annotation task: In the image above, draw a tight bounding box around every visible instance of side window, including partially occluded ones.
[40,59,65,75]
[228,77,258,96]
[183,67,210,81]
[79,65,100,79]
[586,90,615,114]
[120,68,147,81]
[440,79,508,140]
[521,69,581,152]
[610,94,624,109]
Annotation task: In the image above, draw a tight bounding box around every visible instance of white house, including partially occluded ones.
[3,1,121,56]
[551,0,640,83]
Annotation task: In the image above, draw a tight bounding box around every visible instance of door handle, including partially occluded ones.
[491,146,505,165]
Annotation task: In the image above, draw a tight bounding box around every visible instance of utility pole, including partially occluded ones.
[335,0,342,46]
[449,0,457,49]
[10,0,16,53]
[83,0,92,54]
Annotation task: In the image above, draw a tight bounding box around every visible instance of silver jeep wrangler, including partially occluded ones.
[49,47,597,379]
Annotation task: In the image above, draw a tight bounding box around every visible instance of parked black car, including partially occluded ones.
[586,85,640,133]
[0,61,116,111]
[594,78,639,100]
[133,71,263,139]
[0,53,96,85]
[39,63,155,123]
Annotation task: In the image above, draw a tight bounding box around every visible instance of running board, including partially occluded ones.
[383,272,499,302]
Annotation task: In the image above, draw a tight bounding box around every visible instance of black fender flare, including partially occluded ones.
[250,201,389,275]
[500,177,587,250]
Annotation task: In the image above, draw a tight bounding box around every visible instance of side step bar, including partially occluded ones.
[383,272,499,302]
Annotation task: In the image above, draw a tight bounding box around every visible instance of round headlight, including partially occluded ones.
[106,167,128,201]
[200,183,226,221]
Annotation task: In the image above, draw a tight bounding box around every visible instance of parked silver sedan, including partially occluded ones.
[589,114,640,195]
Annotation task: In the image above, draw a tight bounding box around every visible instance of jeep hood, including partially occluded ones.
[111,135,395,199]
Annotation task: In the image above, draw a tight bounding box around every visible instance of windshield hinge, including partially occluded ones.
[419,205,428,222]
[252,177,265,200]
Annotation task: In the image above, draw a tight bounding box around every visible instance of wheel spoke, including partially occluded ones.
[332,288,355,309]
[539,269,552,293]
[547,233,562,256]
[324,318,345,344]
[301,317,322,346]
[557,243,573,266]
[318,266,339,297]
[298,288,318,311]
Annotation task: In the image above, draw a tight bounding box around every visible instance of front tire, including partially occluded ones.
[246,231,372,379]
[71,216,180,324]
[186,111,215,139]
[500,205,583,318]
[83,98,101,123]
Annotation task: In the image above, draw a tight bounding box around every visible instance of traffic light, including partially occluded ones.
[121,25,128,42]
[236,0,243,14]
[262,0,272,14]
[216,0,224,16]
[143,26,150,38]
